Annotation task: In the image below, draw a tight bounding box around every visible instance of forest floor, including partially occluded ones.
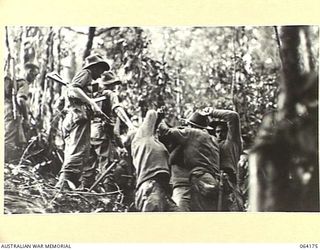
[4,163,132,214]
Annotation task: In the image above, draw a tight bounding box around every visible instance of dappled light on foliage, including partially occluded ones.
[4,26,319,213]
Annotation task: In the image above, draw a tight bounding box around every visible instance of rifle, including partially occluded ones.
[46,72,112,122]
[217,170,226,211]
[46,71,68,86]
[46,72,106,103]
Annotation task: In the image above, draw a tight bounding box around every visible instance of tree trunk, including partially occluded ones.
[83,27,96,59]
[249,26,319,212]
[39,28,54,130]
[54,28,62,95]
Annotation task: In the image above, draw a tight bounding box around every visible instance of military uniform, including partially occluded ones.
[91,90,122,167]
[81,70,135,192]
[82,89,123,188]
[158,113,220,211]
[4,78,29,162]
[209,109,244,211]
[160,135,191,212]
[58,69,94,187]
[132,110,178,212]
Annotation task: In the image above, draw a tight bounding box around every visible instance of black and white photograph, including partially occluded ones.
[3,26,319,214]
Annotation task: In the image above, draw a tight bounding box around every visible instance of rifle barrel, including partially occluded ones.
[46,73,68,86]
[217,170,224,211]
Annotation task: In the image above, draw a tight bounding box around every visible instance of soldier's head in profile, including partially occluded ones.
[83,54,110,80]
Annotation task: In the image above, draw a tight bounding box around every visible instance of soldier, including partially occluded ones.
[205,108,243,185]
[158,123,191,212]
[158,111,220,211]
[82,71,135,190]
[4,63,39,162]
[55,54,109,191]
[17,63,39,133]
[169,151,191,211]
[131,109,178,212]
[204,108,244,211]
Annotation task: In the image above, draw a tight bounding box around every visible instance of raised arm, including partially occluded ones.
[210,109,242,142]
[158,121,188,145]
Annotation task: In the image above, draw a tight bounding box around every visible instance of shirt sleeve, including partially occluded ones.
[211,109,242,143]
[158,121,188,145]
[70,69,91,89]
